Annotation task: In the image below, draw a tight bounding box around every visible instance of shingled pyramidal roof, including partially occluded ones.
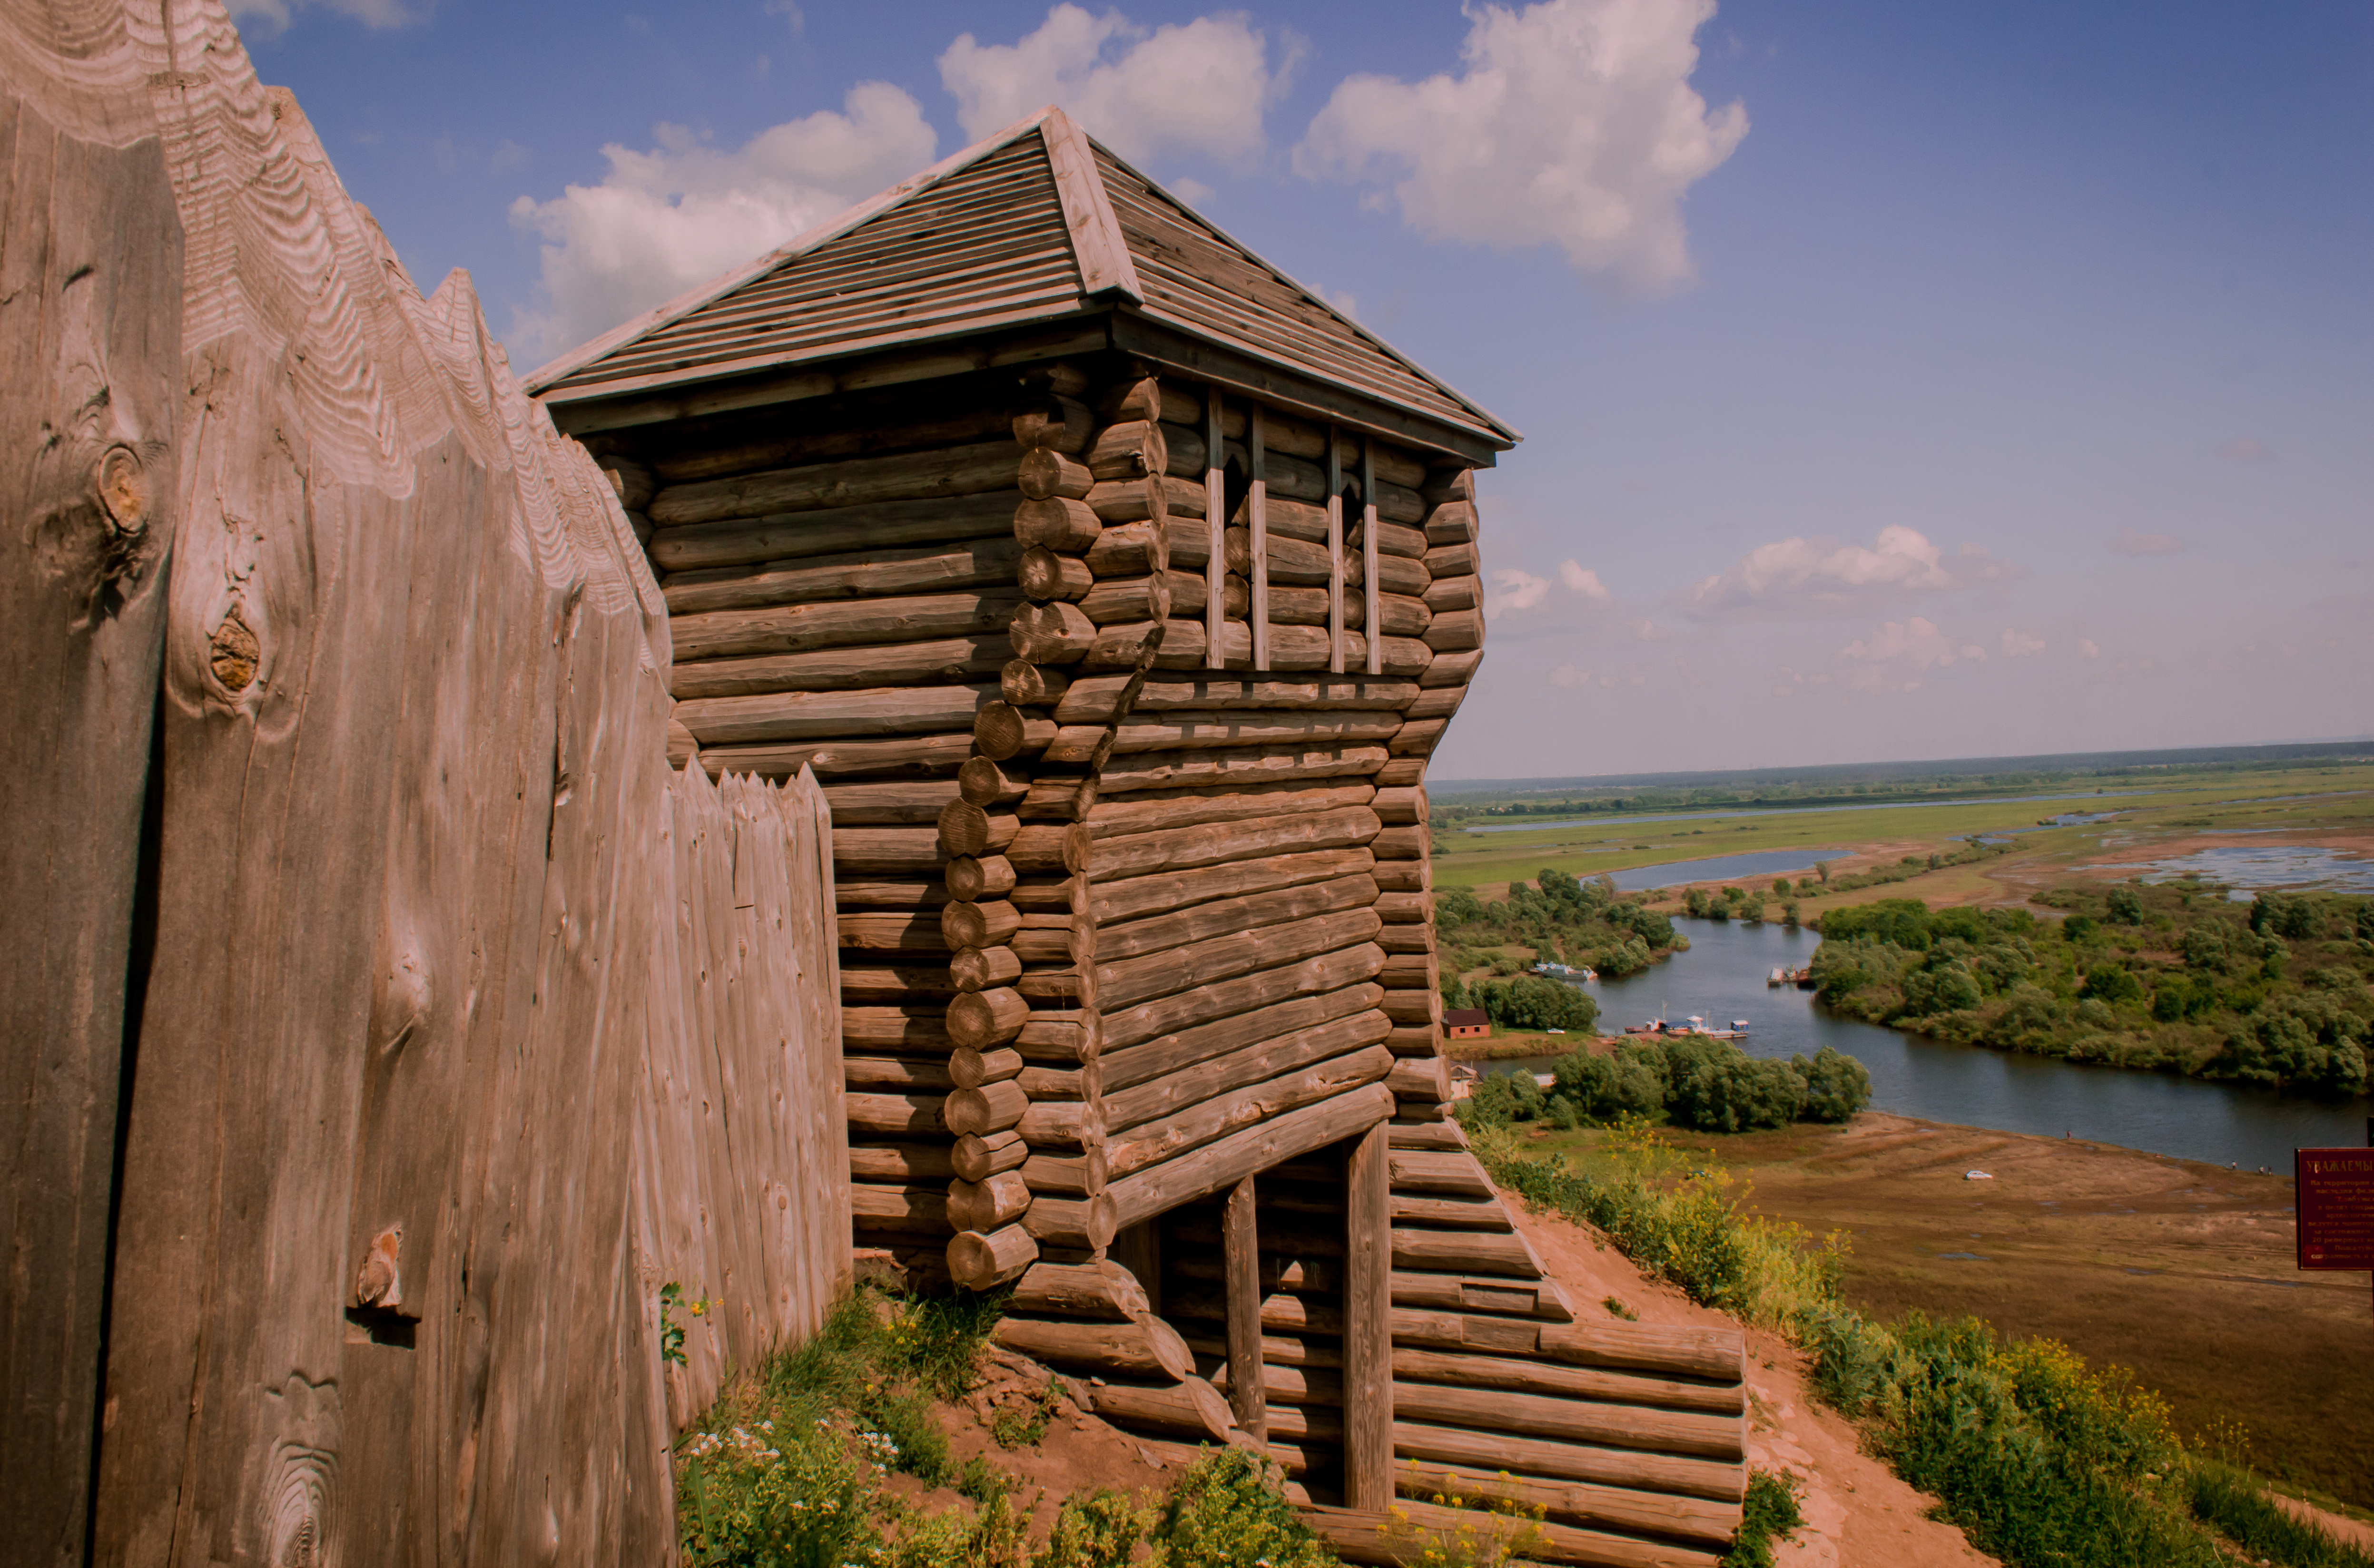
[528,107,1515,455]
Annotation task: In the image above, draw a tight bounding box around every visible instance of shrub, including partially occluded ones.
[2187,1463,2374,1568]
[1472,974,1599,1033]
[1671,1055,1806,1133]
[1721,1470,1807,1568]
[1553,1050,1665,1123]
[1793,1047,1872,1122]
[1151,1448,1335,1568]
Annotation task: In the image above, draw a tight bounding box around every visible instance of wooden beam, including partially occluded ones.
[1327,426,1347,673]
[1361,438,1383,676]
[1040,108,1145,302]
[1344,1121,1392,1509]
[1249,403,1271,670]
[1224,1177,1267,1442]
[1204,385,1226,667]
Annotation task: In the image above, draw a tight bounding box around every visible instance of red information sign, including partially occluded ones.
[2296,1148,2374,1271]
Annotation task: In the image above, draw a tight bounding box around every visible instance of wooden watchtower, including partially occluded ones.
[532,108,1747,1559]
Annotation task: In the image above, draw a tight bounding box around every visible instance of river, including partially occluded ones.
[1487,917,2370,1170]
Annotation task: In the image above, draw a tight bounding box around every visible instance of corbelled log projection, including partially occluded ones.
[0,4,849,1563]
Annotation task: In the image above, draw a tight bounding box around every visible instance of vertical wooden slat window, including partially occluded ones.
[1203,386,1225,668]
[1248,404,1270,671]
[1361,436,1383,675]
[1326,426,1346,674]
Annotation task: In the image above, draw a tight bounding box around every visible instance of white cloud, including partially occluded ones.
[939,5,1291,166]
[1547,662,1593,689]
[1313,283,1360,321]
[1484,567,1551,616]
[1558,560,1613,602]
[1630,618,1671,642]
[226,0,422,33]
[2078,638,2102,660]
[1687,526,2019,616]
[1836,617,1987,691]
[1295,0,1747,291]
[509,84,936,361]
[2108,526,2183,557]
[1999,627,2046,658]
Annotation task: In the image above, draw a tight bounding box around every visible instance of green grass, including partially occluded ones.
[2188,1464,2374,1568]
[1720,1470,1806,1568]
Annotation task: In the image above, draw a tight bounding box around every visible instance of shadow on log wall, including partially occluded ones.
[0,4,848,1563]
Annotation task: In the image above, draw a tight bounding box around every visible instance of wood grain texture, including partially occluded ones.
[0,11,181,1560]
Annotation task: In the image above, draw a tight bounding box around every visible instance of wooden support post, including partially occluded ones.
[1224,1176,1268,1442]
[1249,404,1270,671]
[1344,1121,1392,1507]
[1327,427,1346,674]
[1204,386,1226,668]
[1361,438,1383,676]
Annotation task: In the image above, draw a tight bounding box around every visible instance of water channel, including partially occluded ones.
[1485,917,2370,1171]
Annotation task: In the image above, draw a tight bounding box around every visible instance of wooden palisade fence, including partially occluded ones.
[0,4,848,1565]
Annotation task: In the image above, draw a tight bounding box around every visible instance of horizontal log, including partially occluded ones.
[946,987,1029,1050]
[661,536,1023,617]
[841,1007,952,1052]
[1372,858,1432,894]
[843,964,958,1004]
[1395,1349,1743,1417]
[1389,1150,1490,1196]
[941,899,1022,950]
[1390,1463,1741,1551]
[673,589,1026,664]
[1089,1377,1233,1444]
[952,1129,1029,1183]
[958,756,1026,805]
[1109,1044,1393,1177]
[1107,1082,1395,1229]
[651,440,1022,527]
[1092,805,1381,883]
[1422,500,1477,547]
[698,731,974,782]
[1104,984,1386,1104]
[1010,1259,1148,1321]
[1537,1322,1746,1385]
[946,1224,1042,1290]
[1087,420,1167,481]
[668,636,1008,700]
[1062,707,1399,761]
[946,1078,1029,1137]
[1008,822,1092,876]
[993,1315,1195,1382]
[820,780,961,827]
[834,827,953,876]
[847,1093,946,1137]
[1104,942,1384,1053]
[1020,1145,1107,1195]
[1083,516,1205,575]
[1001,658,1069,706]
[1089,846,1374,927]
[837,914,947,954]
[951,944,1022,992]
[1423,575,1478,615]
[1304,1499,1723,1568]
[1018,1099,1106,1151]
[1224,525,1331,586]
[1059,676,1413,726]
[1389,1121,1469,1153]
[1099,873,1378,963]
[1022,1192,1119,1250]
[1097,907,1382,1011]
[1095,741,1391,794]
[1389,718,1449,757]
[1009,600,1097,664]
[645,490,1012,572]
[1109,1009,1394,1135]
[1370,825,1429,861]
[1372,785,1428,826]
[1423,608,1483,653]
[848,1142,957,1183]
[1379,952,1439,990]
[936,800,1015,860]
[678,683,995,748]
[1017,448,1093,502]
[851,1184,952,1235]
[1012,394,1094,453]
[846,1056,954,1090]
[1387,1057,1452,1105]
[1020,547,1094,602]
[651,405,1016,483]
[1085,473,1203,523]
[1014,494,1100,549]
[1017,970,1093,1007]
[1392,1228,1537,1278]
[1014,1014,1097,1066]
[946,854,1016,902]
[1395,1381,1743,1462]
[1078,570,1239,627]
[1395,1420,1744,1505]
[947,1170,1034,1233]
[1425,541,1481,579]
[1418,646,1484,691]
[972,703,1055,764]
[949,1047,1023,1090]
[1403,688,1463,721]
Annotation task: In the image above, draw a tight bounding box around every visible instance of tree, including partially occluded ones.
[1793,1048,1872,1122]
[1551,1050,1665,1123]
[2079,964,2142,1006]
[1474,975,1599,1034]
[2106,886,2143,924]
[1437,887,1484,927]
[1771,878,1793,896]
[1670,1053,1807,1132]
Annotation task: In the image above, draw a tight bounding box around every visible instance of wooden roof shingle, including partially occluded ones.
[528,107,1514,451]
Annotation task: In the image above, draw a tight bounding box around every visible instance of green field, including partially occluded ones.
[1429,762,2374,904]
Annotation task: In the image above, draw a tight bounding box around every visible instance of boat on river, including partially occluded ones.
[1534,960,1596,981]
[1767,967,1787,987]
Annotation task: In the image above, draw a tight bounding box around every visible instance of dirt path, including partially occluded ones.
[1497,1175,2000,1567]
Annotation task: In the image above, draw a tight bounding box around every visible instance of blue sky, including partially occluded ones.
[236,0,2373,777]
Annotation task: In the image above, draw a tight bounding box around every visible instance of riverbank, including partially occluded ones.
[1517,1111,2374,1513]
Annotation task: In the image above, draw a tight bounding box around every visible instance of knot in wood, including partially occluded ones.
[97,445,148,536]
[209,604,260,691]
[355,1225,403,1309]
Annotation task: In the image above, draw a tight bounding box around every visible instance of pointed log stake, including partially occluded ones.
[947,1224,1041,1290]
[1224,1176,1267,1442]
[1344,1120,1392,1509]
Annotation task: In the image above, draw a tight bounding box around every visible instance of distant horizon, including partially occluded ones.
[1426,737,2374,795]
